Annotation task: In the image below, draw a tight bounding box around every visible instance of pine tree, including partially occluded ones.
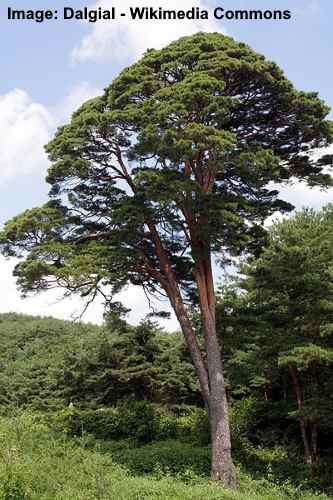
[239,206,333,473]
[1,33,332,486]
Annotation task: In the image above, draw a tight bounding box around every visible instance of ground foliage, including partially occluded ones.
[0,412,329,500]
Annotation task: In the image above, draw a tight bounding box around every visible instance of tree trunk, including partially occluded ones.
[166,277,236,488]
[146,219,236,488]
[207,327,236,486]
[289,365,313,475]
[195,257,237,488]
[169,288,210,407]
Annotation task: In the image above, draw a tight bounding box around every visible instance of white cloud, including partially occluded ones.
[263,147,333,226]
[0,84,102,189]
[275,145,333,211]
[0,89,53,186]
[278,182,333,211]
[71,0,223,64]
[0,257,106,324]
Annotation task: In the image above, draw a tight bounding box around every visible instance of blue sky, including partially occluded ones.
[0,0,332,328]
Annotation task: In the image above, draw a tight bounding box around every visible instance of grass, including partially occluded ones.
[0,413,329,500]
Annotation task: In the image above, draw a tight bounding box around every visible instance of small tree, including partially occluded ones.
[1,33,332,487]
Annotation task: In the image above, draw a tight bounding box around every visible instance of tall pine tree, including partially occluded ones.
[1,33,332,487]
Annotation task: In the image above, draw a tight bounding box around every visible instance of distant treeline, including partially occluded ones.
[0,313,200,410]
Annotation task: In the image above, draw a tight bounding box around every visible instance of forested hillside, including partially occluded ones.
[0,313,199,410]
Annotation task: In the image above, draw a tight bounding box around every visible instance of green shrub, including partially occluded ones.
[230,398,295,450]
[117,400,158,443]
[52,401,158,442]
[51,403,209,444]
[176,409,209,445]
[154,414,178,440]
[153,405,209,444]
[52,404,121,439]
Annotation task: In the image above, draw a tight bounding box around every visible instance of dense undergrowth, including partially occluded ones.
[0,313,331,498]
[47,401,333,494]
[0,412,329,500]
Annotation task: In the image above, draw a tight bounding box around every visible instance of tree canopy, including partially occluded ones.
[1,33,332,303]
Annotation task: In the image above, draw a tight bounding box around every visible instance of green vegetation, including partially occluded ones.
[1,207,333,496]
[0,207,333,496]
[0,313,199,410]
[0,412,329,499]
[216,206,333,483]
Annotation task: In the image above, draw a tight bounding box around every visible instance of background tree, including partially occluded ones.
[1,32,332,487]
[62,317,199,407]
[227,206,333,475]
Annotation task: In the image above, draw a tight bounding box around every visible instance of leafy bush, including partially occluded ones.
[51,401,156,442]
[51,403,209,444]
[230,399,309,483]
[117,401,158,443]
